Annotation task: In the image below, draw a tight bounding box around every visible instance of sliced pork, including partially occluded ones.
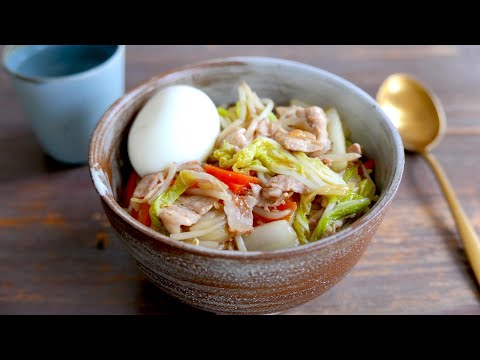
[224,128,248,151]
[274,128,325,153]
[132,172,165,201]
[347,143,362,155]
[176,195,216,216]
[157,205,202,234]
[276,105,331,154]
[259,175,309,208]
[223,195,259,234]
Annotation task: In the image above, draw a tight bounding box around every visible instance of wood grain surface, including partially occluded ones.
[1,45,479,315]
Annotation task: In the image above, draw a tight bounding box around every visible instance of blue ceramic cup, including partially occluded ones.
[2,45,125,164]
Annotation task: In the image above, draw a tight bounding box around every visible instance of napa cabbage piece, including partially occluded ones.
[243,220,299,251]
[343,164,376,200]
[343,164,362,192]
[308,162,377,241]
[343,164,362,183]
[212,141,237,168]
[294,152,348,190]
[217,107,235,129]
[326,108,348,173]
[150,170,197,216]
[149,205,168,235]
[214,137,348,195]
[292,192,319,245]
[358,177,376,200]
[310,193,371,241]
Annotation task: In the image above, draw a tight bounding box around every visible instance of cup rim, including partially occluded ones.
[89,56,405,260]
[1,45,125,84]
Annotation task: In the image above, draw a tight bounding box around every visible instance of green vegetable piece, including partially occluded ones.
[217,107,234,120]
[343,165,361,183]
[358,177,376,200]
[149,205,168,235]
[151,170,197,216]
[267,112,278,122]
[212,141,236,168]
[310,196,371,242]
[294,152,346,187]
[292,192,319,245]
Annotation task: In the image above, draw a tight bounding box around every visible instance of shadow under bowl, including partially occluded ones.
[89,57,404,315]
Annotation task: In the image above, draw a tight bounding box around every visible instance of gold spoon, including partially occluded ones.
[376,73,480,284]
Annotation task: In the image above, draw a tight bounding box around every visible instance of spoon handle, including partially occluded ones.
[422,151,480,284]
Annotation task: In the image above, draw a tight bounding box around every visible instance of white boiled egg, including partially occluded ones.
[128,85,220,177]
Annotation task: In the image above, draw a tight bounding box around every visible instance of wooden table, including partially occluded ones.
[1,45,479,315]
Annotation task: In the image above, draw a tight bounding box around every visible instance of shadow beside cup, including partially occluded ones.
[2,45,125,165]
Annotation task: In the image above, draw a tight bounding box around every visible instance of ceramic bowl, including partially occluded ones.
[89,57,404,315]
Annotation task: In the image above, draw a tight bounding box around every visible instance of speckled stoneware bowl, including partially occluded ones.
[89,57,404,315]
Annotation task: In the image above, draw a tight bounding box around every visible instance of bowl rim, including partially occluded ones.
[89,56,405,260]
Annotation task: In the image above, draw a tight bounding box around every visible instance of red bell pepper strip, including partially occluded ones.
[203,164,261,195]
[123,171,139,208]
[364,159,375,170]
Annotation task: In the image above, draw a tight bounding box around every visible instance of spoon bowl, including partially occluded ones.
[376,73,446,153]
